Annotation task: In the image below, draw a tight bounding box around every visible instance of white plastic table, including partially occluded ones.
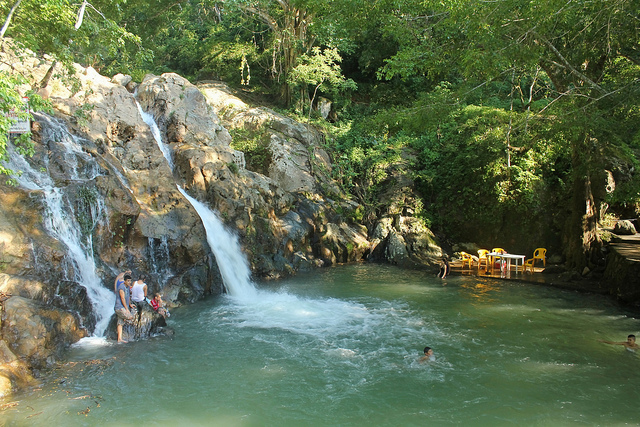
[487,252,526,274]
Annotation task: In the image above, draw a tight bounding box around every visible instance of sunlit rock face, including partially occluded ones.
[0,42,444,395]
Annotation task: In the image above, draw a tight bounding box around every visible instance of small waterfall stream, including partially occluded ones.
[136,100,258,298]
[136,101,174,170]
[5,114,114,336]
[136,100,376,334]
[176,188,257,298]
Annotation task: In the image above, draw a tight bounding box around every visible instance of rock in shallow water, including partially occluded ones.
[104,303,171,342]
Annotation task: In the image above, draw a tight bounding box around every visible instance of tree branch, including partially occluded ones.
[239,5,279,32]
[532,30,606,95]
[75,1,88,29]
[1,0,22,38]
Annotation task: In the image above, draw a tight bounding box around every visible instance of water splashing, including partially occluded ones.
[4,116,114,336]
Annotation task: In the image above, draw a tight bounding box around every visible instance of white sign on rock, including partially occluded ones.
[8,97,30,134]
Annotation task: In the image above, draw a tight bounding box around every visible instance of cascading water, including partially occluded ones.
[4,114,114,336]
[135,99,258,297]
[148,236,173,287]
[136,98,382,334]
[176,188,257,298]
[131,105,258,298]
[136,101,174,169]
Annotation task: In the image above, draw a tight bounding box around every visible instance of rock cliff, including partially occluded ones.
[0,41,443,396]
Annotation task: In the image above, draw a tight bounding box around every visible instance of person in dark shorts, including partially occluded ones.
[114,274,134,343]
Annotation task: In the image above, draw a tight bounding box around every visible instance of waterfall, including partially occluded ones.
[136,101,174,169]
[42,188,113,334]
[136,100,258,298]
[148,236,172,287]
[177,187,257,299]
[5,114,114,336]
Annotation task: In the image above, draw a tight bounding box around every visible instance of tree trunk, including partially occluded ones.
[241,1,313,107]
[564,134,601,270]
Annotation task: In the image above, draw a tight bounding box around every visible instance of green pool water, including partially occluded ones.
[4,264,639,426]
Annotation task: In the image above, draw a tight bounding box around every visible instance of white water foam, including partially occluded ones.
[71,336,110,348]
[4,119,114,336]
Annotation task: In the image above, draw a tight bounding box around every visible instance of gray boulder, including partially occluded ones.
[614,220,636,235]
[104,303,170,342]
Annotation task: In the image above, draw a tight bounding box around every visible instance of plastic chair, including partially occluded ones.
[532,248,546,267]
[460,252,474,268]
[477,249,489,269]
[523,258,535,273]
[490,248,506,268]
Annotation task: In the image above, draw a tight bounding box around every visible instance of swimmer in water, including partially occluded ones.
[437,256,449,279]
[599,334,639,351]
[419,346,436,363]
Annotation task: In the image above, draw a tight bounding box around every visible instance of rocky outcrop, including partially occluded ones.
[0,41,444,396]
[104,303,170,342]
[0,339,37,399]
[603,243,640,305]
[614,220,636,235]
[370,217,442,268]
[197,82,339,195]
[1,296,86,370]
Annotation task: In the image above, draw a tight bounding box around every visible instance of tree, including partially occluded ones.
[373,0,640,270]
[288,46,356,120]
[0,0,151,79]
[228,0,319,105]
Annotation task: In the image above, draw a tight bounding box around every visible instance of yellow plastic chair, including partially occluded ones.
[490,247,506,268]
[532,248,547,267]
[477,249,489,269]
[523,258,535,273]
[460,252,474,268]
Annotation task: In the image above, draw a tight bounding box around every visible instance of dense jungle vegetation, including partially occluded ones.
[1,0,639,271]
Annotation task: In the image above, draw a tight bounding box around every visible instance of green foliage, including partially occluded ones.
[0,72,51,179]
[75,186,98,237]
[331,117,405,213]
[73,103,94,128]
[227,162,239,175]
[0,0,152,78]
[229,128,272,175]
[2,0,639,257]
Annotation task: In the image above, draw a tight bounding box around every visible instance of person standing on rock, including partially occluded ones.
[131,275,148,322]
[113,269,132,293]
[115,274,135,343]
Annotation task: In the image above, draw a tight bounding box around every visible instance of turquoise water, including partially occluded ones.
[3,264,639,426]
